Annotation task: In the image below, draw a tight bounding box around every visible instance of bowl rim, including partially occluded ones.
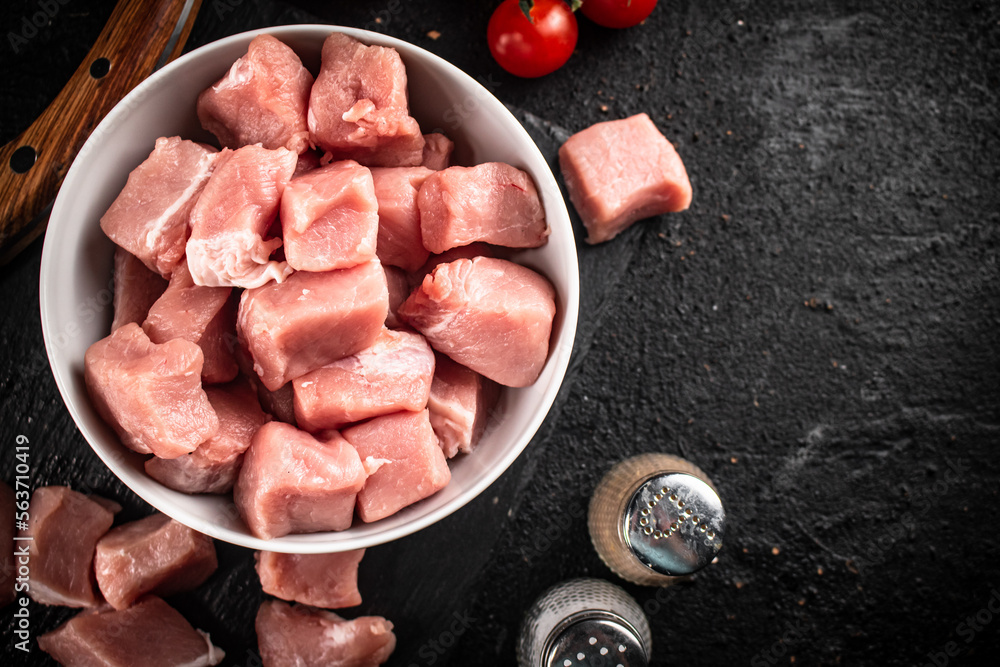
[40,24,580,553]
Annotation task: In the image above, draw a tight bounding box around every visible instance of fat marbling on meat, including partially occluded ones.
[293,327,435,431]
[307,33,424,168]
[398,257,556,388]
[197,34,313,154]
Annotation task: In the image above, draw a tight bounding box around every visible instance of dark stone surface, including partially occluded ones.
[2,0,999,665]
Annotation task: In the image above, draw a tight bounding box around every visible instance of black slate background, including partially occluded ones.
[2,0,1000,665]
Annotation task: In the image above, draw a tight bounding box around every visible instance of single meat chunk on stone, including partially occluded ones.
[421,133,454,171]
[255,549,364,609]
[38,596,225,667]
[234,422,367,539]
[399,257,556,387]
[558,112,692,244]
[428,353,501,458]
[101,137,219,277]
[186,144,296,288]
[0,481,15,607]
[293,328,434,431]
[383,264,411,329]
[371,166,433,272]
[145,378,271,494]
[238,261,388,391]
[308,33,424,168]
[111,247,168,332]
[20,487,119,607]
[85,324,219,458]
[197,34,313,154]
[342,410,450,523]
[94,513,217,610]
[418,162,549,253]
[142,260,238,384]
[280,160,379,272]
[256,599,395,667]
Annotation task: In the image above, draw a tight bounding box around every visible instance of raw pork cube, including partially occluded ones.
[342,410,450,523]
[85,324,219,458]
[371,166,433,272]
[399,257,556,387]
[421,133,454,171]
[142,260,238,384]
[280,160,378,271]
[20,487,119,607]
[197,34,313,154]
[39,596,225,667]
[428,353,501,458]
[293,328,435,431]
[234,422,367,539]
[308,33,424,168]
[558,112,692,244]
[238,261,388,391]
[0,481,15,607]
[410,242,497,287]
[418,162,549,253]
[145,378,271,494]
[255,549,364,609]
[101,137,219,277]
[111,247,168,331]
[256,600,395,667]
[94,513,217,610]
[186,144,296,288]
[383,264,411,329]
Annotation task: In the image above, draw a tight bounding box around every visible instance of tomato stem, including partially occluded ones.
[518,0,582,22]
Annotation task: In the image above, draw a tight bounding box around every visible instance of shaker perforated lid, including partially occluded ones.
[622,472,725,576]
[517,578,651,667]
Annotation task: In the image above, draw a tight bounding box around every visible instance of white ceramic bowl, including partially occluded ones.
[39,25,579,553]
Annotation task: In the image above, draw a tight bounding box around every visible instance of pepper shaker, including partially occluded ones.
[517,577,652,667]
[588,453,725,586]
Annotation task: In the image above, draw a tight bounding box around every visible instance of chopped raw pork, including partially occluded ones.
[558,112,692,244]
[370,166,433,271]
[421,132,454,171]
[411,242,497,287]
[142,260,238,384]
[255,549,364,609]
[85,324,219,458]
[111,247,168,331]
[39,596,225,667]
[383,264,411,329]
[293,328,435,431]
[20,487,118,607]
[94,513,217,610]
[342,410,450,523]
[0,481,15,607]
[256,599,395,667]
[145,378,271,494]
[238,260,388,391]
[308,33,424,168]
[197,34,313,154]
[398,257,556,387]
[186,144,296,288]
[418,162,549,253]
[234,422,367,539]
[428,353,501,458]
[100,137,219,277]
[280,160,379,271]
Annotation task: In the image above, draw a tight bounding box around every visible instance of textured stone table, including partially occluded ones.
[1,1,998,665]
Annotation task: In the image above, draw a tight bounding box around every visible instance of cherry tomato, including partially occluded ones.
[487,0,579,78]
[581,0,658,29]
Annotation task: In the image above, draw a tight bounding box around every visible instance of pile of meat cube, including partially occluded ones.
[1,483,396,666]
[85,33,557,540]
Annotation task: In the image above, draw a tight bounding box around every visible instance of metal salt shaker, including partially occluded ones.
[517,578,652,667]
[588,453,725,586]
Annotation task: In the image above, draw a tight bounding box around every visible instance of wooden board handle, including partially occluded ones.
[0,0,202,264]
